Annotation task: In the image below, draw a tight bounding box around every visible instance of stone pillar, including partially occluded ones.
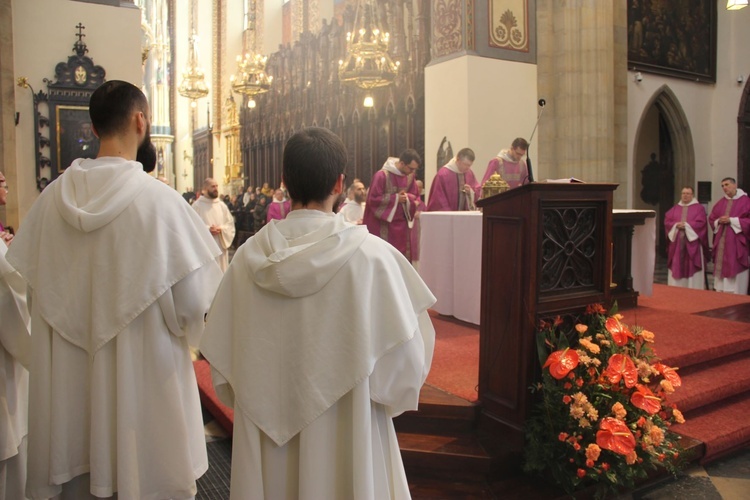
[425,0,538,195]
[0,0,18,227]
[536,1,628,207]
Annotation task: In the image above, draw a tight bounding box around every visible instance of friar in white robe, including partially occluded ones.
[193,177,236,272]
[7,81,223,500]
[0,241,31,500]
[201,127,436,500]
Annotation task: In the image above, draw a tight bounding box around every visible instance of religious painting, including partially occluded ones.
[55,105,100,172]
[627,0,716,83]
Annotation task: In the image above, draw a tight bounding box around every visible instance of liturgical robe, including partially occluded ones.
[193,195,236,272]
[338,199,365,224]
[7,157,222,500]
[427,159,481,211]
[201,209,436,500]
[363,158,424,263]
[480,149,529,190]
[266,198,291,222]
[709,188,750,293]
[664,199,710,289]
[0,243,30,500]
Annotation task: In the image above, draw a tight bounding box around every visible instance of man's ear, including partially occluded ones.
[135,111,147,135]
[333,174,345,195]
[91,124,100,139]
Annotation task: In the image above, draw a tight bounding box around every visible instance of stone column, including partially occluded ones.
[536,1,628,207]
[425,0,538,194]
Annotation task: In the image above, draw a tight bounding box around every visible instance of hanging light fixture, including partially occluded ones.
[230,0,272,99]
[727,0,748,9]
[178,1,209,103]
[338,0,400,91]
[178,33,209,102]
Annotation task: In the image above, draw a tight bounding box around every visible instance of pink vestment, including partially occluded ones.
[709,191,750,280]
[664,201,709,280]
[266,199,291,222]
[363,159,423,263]
[427,162,481,211]
[480,149,529,190]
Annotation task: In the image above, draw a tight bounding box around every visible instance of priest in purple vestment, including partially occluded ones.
[363,149,424,263]
[427,148,481,212]
[664,186,710,289]
[480,137,530,191]
[266,189,291,222]
[709,177,750,293]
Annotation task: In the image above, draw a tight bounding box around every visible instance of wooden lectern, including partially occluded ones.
[475,183,617,453]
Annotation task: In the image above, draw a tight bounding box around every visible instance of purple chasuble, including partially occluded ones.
[427,166,481,211]
[709,193,750,279]
[480,156,529,190]
[664,202,709,280]
[266,200,291,223]
[363,168,423,262]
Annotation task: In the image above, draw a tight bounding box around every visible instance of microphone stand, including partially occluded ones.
[526,99,546,184]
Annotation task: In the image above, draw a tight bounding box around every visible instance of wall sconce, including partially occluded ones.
[634,72,643,83]
[363,95,374,108]
[738,75,745,85]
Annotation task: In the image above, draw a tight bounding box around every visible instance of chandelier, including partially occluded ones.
[230,52,272,98]
[338,0,400,90]
[727,0,748,9]
[178,32,209,104]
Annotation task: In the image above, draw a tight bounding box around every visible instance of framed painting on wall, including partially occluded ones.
[627,0,716,83]
[54,105,100,173]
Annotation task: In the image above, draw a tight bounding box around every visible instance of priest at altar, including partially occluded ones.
[480,137,530,191]
[427,148,481,212]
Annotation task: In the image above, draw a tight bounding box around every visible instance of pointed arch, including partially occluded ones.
[738,78,750,188]
[633,85,695,201]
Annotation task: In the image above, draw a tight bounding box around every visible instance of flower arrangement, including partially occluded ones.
[523,304,686,497]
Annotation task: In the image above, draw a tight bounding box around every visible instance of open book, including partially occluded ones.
[543,177,585,184]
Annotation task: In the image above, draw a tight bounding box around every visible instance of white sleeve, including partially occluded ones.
[683,223,699,242]
[369,311,435,417]
[0,270,31,369]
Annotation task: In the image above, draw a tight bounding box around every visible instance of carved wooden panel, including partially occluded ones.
[240,0,429,190]
[540,205,598,293]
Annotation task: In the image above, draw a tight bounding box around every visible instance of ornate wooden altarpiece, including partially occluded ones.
[20,24,106,191]
[235,0,430,190]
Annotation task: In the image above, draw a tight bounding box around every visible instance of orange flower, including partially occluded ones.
[631,384,662,414]
[672,408,686,424]
[585,443,601,462]
[575,324,588,334]
[639,329,655,343]
[653,362,682,388]
[596,417,636,456]
[543,348,579,380]
[553,315,564,327]
[586,303,607,315]
[626,451,638,465]
[611,402,627,420]
[605,316,635,346]
[604,354,638,388]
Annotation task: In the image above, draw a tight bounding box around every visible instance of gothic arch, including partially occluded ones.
[633,85,695,202]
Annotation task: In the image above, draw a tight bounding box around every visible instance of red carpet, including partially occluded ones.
[194,284,750,463]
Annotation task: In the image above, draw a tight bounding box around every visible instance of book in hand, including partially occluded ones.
[543,177,585,184]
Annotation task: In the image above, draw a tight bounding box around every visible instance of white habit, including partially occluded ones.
[7,157,223,500]
[193,196,236,272]
[338,199,365,224]
[0,243,30,500]
[201,209,436,500]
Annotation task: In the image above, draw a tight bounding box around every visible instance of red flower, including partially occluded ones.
[604,354,638,388]
[631,384,662,414]
[586,303,607,315]
[562,395,572,404]
[577,468,586,478]
[558,432,569,442]
[605,317,635,346]
[601,462,610,471]
[653,362,682,388]
[543,348,579,380]
[596,417,637,456]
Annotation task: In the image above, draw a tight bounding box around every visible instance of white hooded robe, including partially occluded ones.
[7,157,223,499]
[201,209,436,500]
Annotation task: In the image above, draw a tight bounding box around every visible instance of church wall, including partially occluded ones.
[627,7,750,208]
[11,0,141,220]
[424,54,537,198]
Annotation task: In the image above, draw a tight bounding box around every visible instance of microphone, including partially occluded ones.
[526,98,547,184]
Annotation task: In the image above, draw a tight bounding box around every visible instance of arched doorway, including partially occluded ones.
[633,85,695,257]
[738,79,750,189]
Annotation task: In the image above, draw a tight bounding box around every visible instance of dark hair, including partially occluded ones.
[399,148,421,166]
[283,127,347,205]
[681,186,694,193]
[722,177,737,184]
[89,80,149,139]
[512,137,529,150]
[456,148,475,162]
